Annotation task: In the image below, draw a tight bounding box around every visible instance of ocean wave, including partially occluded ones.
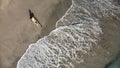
[17,0,120,68]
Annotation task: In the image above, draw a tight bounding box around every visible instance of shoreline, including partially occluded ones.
[0,0,71,68]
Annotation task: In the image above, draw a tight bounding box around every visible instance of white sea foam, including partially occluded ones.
[17,0,120,68]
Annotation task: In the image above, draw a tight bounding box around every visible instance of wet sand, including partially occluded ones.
[0,0,71,68]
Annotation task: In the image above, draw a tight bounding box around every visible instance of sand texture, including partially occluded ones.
[0,0,71,68]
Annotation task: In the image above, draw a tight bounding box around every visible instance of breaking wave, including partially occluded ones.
[17,0,120,68]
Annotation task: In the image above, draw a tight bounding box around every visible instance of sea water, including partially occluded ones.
[17,0,120,68]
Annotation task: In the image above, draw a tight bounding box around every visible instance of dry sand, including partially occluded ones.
[0,0,71,68]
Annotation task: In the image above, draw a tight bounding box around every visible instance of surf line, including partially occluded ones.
[28,9,42,27]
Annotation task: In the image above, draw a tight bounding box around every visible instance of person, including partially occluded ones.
[28,9,42,27]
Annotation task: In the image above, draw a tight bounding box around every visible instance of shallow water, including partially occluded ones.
[105,52,120,68]
[17,0,120,68]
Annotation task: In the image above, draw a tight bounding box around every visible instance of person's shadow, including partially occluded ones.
[28,9,34,19]
[28,9,42,27]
